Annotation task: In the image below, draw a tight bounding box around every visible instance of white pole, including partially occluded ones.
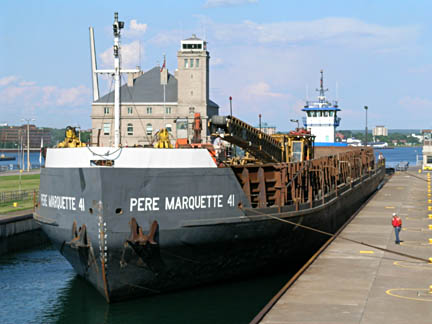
[89,27,100,102]
[26,121,30,172]
[113,13,121,148]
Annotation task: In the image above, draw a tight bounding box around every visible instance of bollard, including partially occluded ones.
[429,225,432,230]
[419,169,422,173]
[429,238,432,244]
[430,285,432,294]
[13,202,17,208]
[429,200,432,204]
[430,257,432,263]
[429,214,432,219]
[429,206,432,211]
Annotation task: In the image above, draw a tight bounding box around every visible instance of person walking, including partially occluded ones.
[392,213,402,244]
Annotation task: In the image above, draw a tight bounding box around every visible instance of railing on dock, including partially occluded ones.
[0,190,39,205]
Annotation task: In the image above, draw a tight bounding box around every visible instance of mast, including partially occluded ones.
[93,13,140,148]
[113,12,122,148]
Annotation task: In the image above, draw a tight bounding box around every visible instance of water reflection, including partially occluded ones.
[44,270,291,324]
[1,246,295,324]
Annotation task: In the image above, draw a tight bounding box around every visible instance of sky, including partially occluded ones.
[1,0,432,131]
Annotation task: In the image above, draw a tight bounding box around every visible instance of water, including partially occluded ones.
[0,152,43,170]
[374,146,421,168]
[0,246,294,324]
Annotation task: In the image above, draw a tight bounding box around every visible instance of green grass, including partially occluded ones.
[0,174,40,214]
[0,200,34,214]
[0,174,40,193]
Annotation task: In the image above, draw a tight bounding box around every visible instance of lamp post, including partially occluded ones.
[259,114,262,132]
[364,106,368,147]
[21,118,35,172]
[290,119,299,130]
[229,96,232,117]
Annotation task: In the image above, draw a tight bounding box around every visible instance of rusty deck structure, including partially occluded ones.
[232,147,376,209]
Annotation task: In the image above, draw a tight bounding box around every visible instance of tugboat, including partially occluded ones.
[34,13,385,302]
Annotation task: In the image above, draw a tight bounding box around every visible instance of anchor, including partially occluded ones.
[121,218,163,272]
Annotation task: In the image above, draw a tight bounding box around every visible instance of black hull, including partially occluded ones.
[36,165,384,302]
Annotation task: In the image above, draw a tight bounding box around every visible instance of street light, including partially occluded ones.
[364,106,368,147]
[21,118,35,172]
[290,119,299,129]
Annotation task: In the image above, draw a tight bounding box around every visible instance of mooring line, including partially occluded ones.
[242,207,431,264]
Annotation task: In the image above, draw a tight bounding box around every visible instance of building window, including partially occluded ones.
[103,123,110,135]
[127,107,133,115]
[166,124,172,133]
[324,111,328,117]
[184,59,188,68]
[127,123,133,136]
[147,107,152,114]
[196,59,199,68]
[189,107,195,114]
[104,107,110,115]
[166,107,171,114]
[146,123,153,136]
[190,58,194,68]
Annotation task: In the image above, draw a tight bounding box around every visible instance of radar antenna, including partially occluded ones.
[316,69,328,102]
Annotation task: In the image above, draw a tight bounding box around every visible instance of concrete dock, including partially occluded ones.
[258,169,432,323]
[0,209,48,255]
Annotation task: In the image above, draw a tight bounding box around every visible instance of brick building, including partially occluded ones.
[0,125,51,148]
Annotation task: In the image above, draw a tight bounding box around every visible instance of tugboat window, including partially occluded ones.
[166,124,172,132]
[292,141,303,162]
[329,111,334,117]
[146,123,152,135]
[324,111,328,117]
[127,123,133,136]
[103,123,110,135]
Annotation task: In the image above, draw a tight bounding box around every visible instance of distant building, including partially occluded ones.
[0,125,51,148]
[373,125,388,137]
[91,34,219,146]
[254,122,276,135]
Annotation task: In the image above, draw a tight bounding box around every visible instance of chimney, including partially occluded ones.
[160,66,168,85]
[128,67,143,87]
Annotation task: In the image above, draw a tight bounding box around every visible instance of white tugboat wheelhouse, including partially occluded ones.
[302,70,346,147]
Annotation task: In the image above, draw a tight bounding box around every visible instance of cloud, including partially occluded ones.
[149,30,184,46]
[204,0,258,8]
[399,96,432,111]
[123,19,148,38]
[210,17,419,51]
[243,82,285,98]
[0,80,91,108]
[100,40,144,69]
[0,75,19,87]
